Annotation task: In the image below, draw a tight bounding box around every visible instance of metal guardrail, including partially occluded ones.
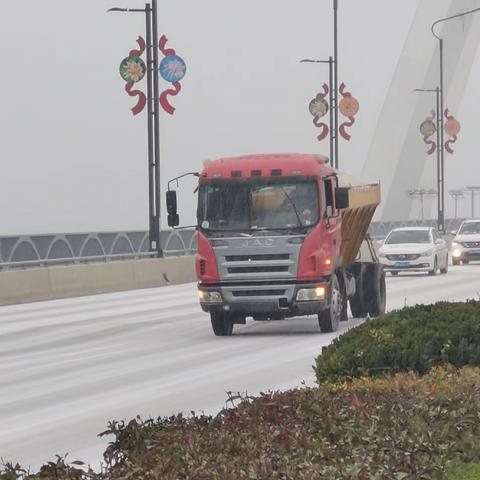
[0,230,196,270]
[0,219,467,270]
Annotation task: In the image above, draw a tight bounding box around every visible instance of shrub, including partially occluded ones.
[3,367,480,479]
[315,301,480,384]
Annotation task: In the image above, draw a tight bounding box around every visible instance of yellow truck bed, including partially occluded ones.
[338,172,381,267]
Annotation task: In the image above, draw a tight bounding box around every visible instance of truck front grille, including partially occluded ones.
[227,266,290,274]
[225,254,290,262]
[232,289,286,297]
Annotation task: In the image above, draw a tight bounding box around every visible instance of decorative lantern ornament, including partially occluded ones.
[119,56,146,83]
[159,36,186,115]
[444,109,460,154]
[338,83,359,141]
[419,110,437,155]
[119,37,147,116]
[309,84,330,142]
[118,35,186,116]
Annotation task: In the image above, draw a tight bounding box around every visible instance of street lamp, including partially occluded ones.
[448,188,465,219]
[108,3,161,256]
[407,188,437,222]
[429,7,480,231]
[301,0,359,170]
[108,1,186,257]
[413,87,442,231]
[301,58,335,165]
[464,186,480,218]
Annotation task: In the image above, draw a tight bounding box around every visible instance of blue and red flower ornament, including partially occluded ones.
[308,82,359,143]
[119,35,186,116]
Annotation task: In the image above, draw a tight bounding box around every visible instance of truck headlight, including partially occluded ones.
[296,285,327,301]
[452,249,462,258]
[420,249,433,257]
[198,290,222,304]
[451,242,460,249]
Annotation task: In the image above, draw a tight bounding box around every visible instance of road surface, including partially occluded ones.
[1,264,480,470]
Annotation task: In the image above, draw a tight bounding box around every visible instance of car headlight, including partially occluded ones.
[296,285,327,302]
[198,290,222,304]
[420,249,434,257]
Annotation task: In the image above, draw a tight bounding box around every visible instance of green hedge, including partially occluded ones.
[6,367,480,480]
[315,301,480,384]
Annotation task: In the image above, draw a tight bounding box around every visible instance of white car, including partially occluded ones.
[451,219,480,265]
[378,227,448,276]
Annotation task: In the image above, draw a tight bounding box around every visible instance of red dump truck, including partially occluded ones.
[167,153,385,336]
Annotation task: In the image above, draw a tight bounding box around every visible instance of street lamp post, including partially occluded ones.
[413,87,442,230]
[301,58,335,166]
[448,189,464,219]
[407,189,438,221]
[108,2,162,256]
[301,0,358,170]
[464,186,480,218]
[430,7,480,232]
[109,1,186,256]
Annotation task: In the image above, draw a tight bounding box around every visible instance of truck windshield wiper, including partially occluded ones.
[280,187,304,228]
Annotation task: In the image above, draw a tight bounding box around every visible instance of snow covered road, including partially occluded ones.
[1,264,480,469]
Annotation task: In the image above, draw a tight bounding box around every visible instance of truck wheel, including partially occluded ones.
[349,264,368,318]
[318,274,341,333]
[364,263,386,317]
[210,312,234,336]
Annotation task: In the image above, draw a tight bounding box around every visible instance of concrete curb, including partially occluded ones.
[0,256,196,306]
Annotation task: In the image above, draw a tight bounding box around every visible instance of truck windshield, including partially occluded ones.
[197,179,319,234]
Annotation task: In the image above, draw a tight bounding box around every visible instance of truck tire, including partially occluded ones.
[318,274,341,333]
[349,264,368,318]
[363,263,386,317]
[210,312,234,336]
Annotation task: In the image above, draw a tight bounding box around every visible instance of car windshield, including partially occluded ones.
[385,230,431,244]
[197,179,319,234]
[459,222,480,234]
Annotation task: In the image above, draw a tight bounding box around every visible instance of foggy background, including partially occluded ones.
[1,0,479,235]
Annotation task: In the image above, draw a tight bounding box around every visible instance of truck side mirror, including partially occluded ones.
[166,190,177,214]
[166,190,179,227]
[335,187,349,210]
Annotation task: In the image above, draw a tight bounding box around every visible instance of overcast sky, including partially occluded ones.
[1,0,479,235]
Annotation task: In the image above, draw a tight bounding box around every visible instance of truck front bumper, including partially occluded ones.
[198,281,328,319]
